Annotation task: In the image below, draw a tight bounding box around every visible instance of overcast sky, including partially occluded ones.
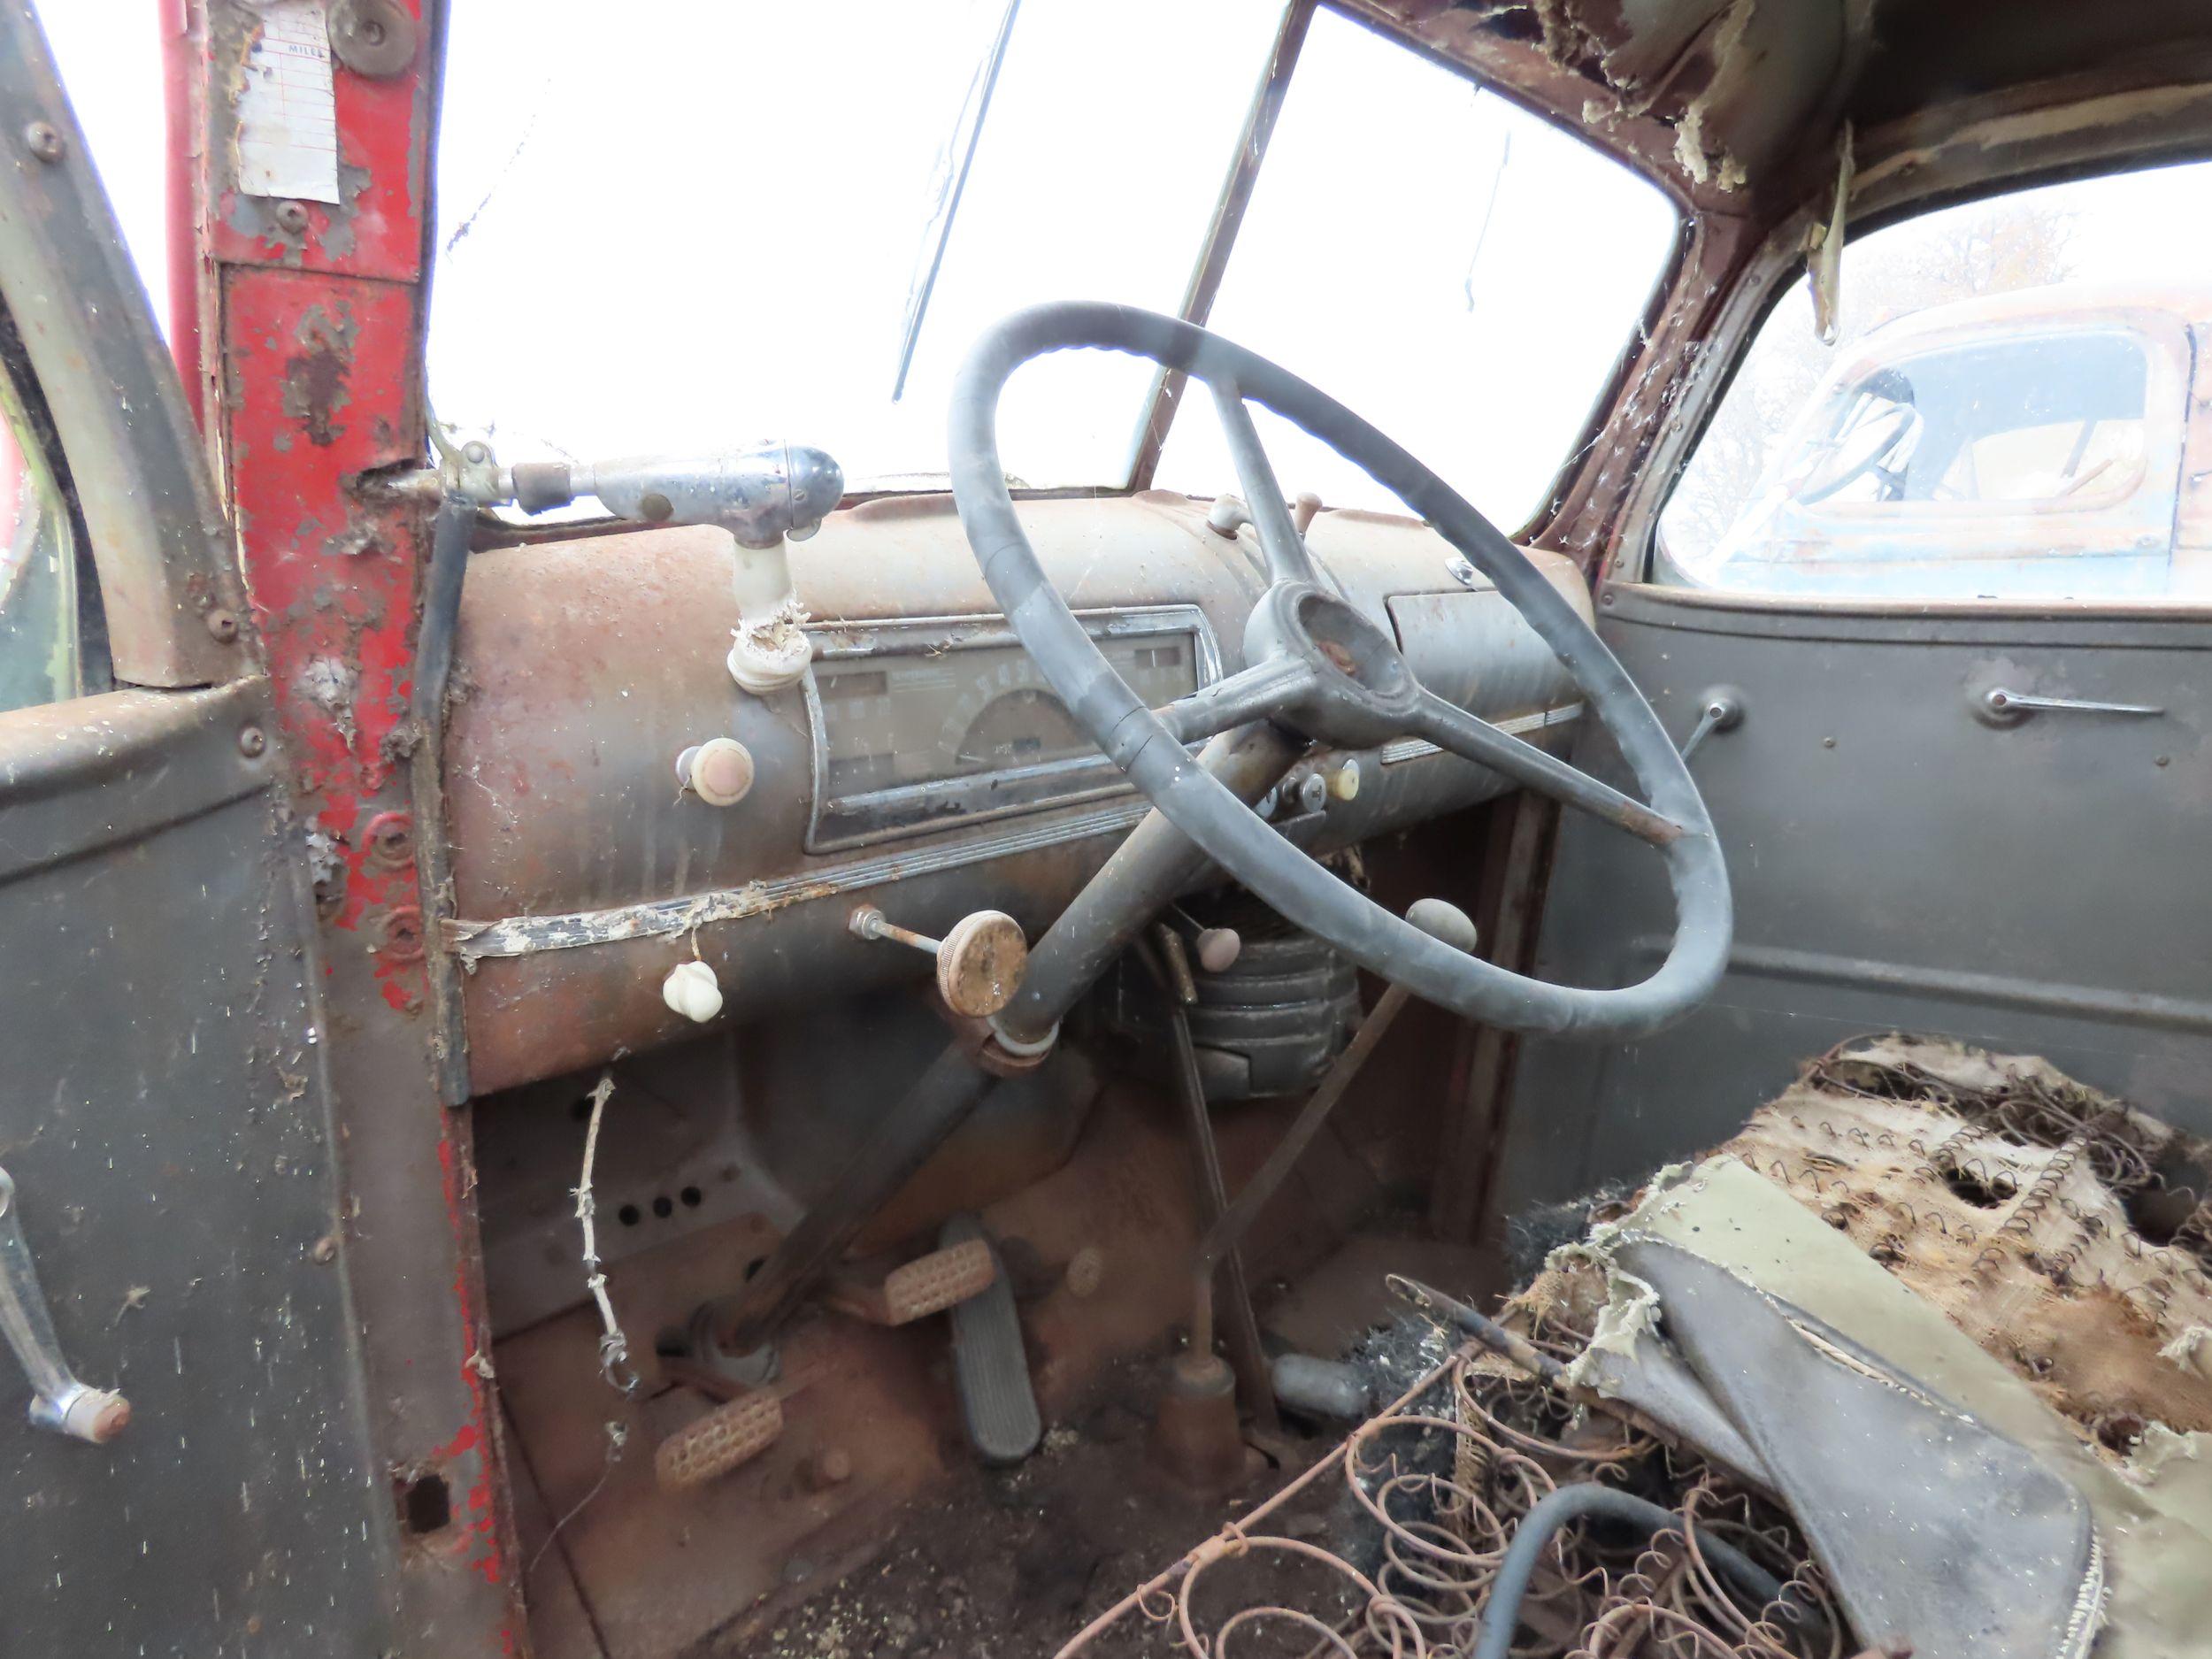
[36,2,2212,537]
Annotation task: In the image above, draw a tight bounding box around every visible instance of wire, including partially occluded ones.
[574,1069,639,1395]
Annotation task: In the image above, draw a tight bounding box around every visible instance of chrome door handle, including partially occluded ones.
[0,1166,129,1443]
[1979,686,2165,723]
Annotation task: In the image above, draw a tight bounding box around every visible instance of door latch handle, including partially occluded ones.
[1978,686,2165,725]
[0,1166,129,1443]
[1678,686,1745,762]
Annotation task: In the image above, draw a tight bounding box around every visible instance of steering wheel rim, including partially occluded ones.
[949,302,1730,1039]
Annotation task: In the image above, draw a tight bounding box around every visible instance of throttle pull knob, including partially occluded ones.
[849,906,1029,1020]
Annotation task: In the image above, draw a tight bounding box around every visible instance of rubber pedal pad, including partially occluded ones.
[655,1388,783,1493]
[941,1213,1041,1465]
[827,1236,997,1326]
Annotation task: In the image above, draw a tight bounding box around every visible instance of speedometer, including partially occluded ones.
[803,610,1215,849]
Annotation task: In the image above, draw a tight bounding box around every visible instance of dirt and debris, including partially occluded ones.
[708,1355,1343,1659]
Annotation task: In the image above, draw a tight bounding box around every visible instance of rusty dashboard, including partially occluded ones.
[442,489,1588,1093]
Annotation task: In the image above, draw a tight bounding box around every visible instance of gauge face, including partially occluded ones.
[810,623,1204,844]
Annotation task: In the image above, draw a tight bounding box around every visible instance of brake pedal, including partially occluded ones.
[826,1235,997,1327]
[655,1388,784,1492]
[941,1213,1041,1465]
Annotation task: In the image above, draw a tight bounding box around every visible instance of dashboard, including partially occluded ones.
[444,490,1591,1094]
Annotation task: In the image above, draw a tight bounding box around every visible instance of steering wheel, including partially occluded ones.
[949,303,1730,1038]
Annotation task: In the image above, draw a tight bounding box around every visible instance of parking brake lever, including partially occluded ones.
[0,1166,129,1443]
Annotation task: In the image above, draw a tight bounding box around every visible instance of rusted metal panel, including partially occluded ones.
[204,0,428,283]
[196,0,523,1647]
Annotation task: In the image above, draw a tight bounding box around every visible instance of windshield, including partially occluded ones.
[430,1,1678,517]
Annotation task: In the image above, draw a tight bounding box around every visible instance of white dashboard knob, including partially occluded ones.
[677,738,756,806]
[1326,758,1361,802]
[662,960,725,1024]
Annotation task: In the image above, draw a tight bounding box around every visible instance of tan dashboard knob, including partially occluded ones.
[676,738,756,807]
[935,910,1029,1021]
[849,904,1029,1020]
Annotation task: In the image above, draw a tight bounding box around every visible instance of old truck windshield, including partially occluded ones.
[428,2,1676,523]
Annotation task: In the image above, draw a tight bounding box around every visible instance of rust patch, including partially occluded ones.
[281,305,357,448]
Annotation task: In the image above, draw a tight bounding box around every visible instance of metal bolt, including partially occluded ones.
[461,439,490,465]
[273,199,310,234]
[1600,590,1616,606]
[238,726,268,758]
[311,1233,340,1265]
[23,121,62,162]
[2156,755,2171,768]
[802,1447,853,1491]
[1822,735,1837,749]
[639,490,673,523]
[204,607,240,642]
[1064,1246,1105,1299]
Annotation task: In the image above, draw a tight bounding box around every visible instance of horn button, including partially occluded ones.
[1244,583,1418,749]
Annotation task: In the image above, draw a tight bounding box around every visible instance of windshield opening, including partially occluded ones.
[429,1,1678,518]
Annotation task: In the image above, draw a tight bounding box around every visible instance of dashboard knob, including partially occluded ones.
[850,905,1029,1020]
[1326,758,1361,803]
[936,911,1029,1020]
[677,738,756,807]
[662,960,725,1024]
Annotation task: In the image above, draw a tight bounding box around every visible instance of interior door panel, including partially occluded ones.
[0,682,399,1651]
[1495,584,2212,1229]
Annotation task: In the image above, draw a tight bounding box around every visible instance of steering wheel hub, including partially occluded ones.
[1243,583,1420,749]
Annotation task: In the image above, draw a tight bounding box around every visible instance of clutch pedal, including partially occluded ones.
[941,1213,1041,1465]
[826,1235,996,1327]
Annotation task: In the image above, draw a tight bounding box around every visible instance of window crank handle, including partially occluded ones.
[0,1166,129,1444]
[1980,686,2164,721]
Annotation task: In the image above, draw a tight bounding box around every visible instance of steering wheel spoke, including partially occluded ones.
[1210,380,1319,587]
[1156,656,1320,746]
[1409,691,1683,845]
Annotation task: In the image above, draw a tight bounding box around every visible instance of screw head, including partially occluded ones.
[205,607,240,642]
[461,439,490,466]
[238,726,269,758]
[363,811,414,861]
[273,199,311,234]
[377,906,426,962]
[311,1233,340,1265]
[23,121,62,162]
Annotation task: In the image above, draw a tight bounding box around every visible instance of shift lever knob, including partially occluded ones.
[1406,897,1479,955]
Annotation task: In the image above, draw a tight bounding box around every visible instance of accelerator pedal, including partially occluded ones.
[826,1235,996,1327]
[941,1213,1041,1465]
[655,1388,784,1493]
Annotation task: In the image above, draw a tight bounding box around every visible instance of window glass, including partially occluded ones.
[1153,7,1679,527]
[0,366,80,714]
[429,0,1290,493]
[1660,158,2212,601]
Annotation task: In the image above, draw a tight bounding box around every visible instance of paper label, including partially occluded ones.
[234,0,341,204]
